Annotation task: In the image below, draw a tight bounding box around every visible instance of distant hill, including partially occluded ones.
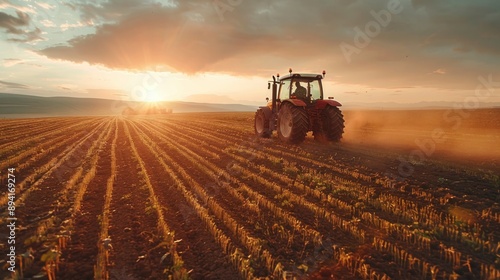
[0,93,257,118]
[2,93,499,118]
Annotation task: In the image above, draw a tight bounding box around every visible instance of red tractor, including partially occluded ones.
[254,69,344,144]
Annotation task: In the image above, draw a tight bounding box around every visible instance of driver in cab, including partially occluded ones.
[293,81,309,103]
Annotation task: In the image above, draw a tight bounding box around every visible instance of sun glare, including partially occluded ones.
[145,91,162,103]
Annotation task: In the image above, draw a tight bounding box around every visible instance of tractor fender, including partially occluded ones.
[282,99,307,107]
[315,99,342,109]
[258,106,272,120]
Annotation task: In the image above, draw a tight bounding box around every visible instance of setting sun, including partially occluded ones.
[144,91,162,103]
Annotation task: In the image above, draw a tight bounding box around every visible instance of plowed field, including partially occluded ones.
[1,111,499,280]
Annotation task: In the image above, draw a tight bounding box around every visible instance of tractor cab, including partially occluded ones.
[278,73,324,106]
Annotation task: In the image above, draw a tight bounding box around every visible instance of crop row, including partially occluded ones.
[94,119,118,280]
[2,115,498,279]
[139,118,393,278]
[0,118,107,207]
[126,120,263,279]
[122,121,189,279]
[1,118,114,279]
[152,116,499,279]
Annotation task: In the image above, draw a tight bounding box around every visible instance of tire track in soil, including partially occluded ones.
[126,119,241,280]
[106,119,168,280]
[59,118,115,279]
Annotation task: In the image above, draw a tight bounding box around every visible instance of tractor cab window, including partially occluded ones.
[279,80,291,100]
[291,79,322,104]
[309,80,322,101]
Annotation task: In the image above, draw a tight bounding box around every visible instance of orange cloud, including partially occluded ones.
[40,7,244,73]
[36,0,500,91]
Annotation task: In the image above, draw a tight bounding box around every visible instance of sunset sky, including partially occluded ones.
[1,0,499,106]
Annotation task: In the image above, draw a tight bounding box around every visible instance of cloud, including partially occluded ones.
[2,58,43,68]
[7,27,42,42]
[0,11,30,34]
[60,22,89,31]
[432,68,446,75]
[0,11,43,42]
[38,1,362,73]
[0,2,36,14]
[410,0,433,9]
[3,58,22,67]
[416,1,500,56]
[35,2,56,10]
[39,4,242,73]
[37,0,500,91]
[71,0,175,24]
[0,80,30,89]
[40,19,56,27]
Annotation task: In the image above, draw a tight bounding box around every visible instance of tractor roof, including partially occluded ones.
[278,73,323,81]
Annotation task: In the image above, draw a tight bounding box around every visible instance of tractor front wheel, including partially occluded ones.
[277,103,308,144]
[254,109,271,138]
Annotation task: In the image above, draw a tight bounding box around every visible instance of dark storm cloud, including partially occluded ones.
[38,0,500,89]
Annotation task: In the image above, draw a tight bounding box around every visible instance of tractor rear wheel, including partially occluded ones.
[321,106,344,142]
[254,109,271,138]
[277,103,308,144]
